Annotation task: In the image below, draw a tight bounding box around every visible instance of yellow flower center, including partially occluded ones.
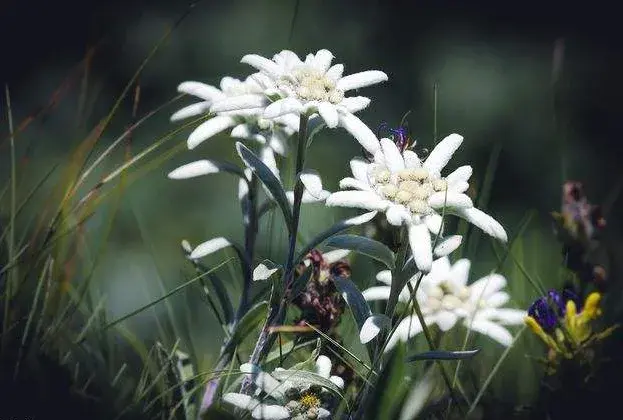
[299,393,321,409]
[278,67,345,104]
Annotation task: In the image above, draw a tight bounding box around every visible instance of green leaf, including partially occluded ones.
[294,211,378,264]
[364,341,409,420]
[287,338,322,372]
[236,142,293,234]
[222,300,268,355]
[271,369,344,399]
[333,276,372,332]
[407,349,480,362]
[326,234,395,269]
[288,263,313,302]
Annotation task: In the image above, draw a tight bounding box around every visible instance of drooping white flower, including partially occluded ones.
[326,134,507,272]
[171,74,299,176]
[223,356,344,419]
[363,257,525,352]
[211,49,388,155]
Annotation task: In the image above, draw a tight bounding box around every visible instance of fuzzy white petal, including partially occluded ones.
[484,308,527,325]
[424,214,443,236]
[312,49,334,72]
[167,160,220,179]
[376,270,392,285]
[446,165,473,184]
[433,235,463,257]
[260,146,279,178]
[187,116,236,149]
[385,315,424,352]
[329,376,345,389]
[210,94,267,113]
[433,311,459,331]
[386,204,411,226]
[318,102,339,128]
[241,54,282,79]
[428,192,473,209]
[326,63,344,81]
[325,191,389,210]
[380,138,405,172]
[337,70,388,91]
[485,291,510,308]
[264,97,303,118]
[403,150,422,169]
[315,355,332,379]
[337,112,380,155]
[251,404,290,420]
[362,286,391,301]
[177,81,224,102]
[253,263,280,281]
[423,133,464,174]
[449,258,471,287]
[469,318,513,346]
[454,207,508,243]
[170,102,211,121]
[408,223,433,272]
[299,170,324,197]
[350,159,371,183]
[323,249,351,264]
[223,393,256,410]
[469,274,507,301]
[339,177,371,191]
[360,314,391,344]
[190,237,231,259]
[339,96,370,113]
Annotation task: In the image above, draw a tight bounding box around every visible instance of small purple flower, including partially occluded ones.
[528,296,559,333]
[377,122,413,152]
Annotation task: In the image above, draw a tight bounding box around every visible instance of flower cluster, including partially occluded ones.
[525,288,616,371]
[223,356,345,419]
[362,256,525,350]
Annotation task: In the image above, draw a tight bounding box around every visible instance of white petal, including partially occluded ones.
[454,207,508,243]
[408,223,433,272]
[469,274,507,300]
[275,113,300,132]
[376,270,392,285]
[485,308,526,325]
[317,407,332,419]
[341,210,378,226]
[167,160,220,179]
[313,49,334,73]
[424,214,443,236]
[433,235,463,257]
[449,258,471,287]
[253,262,281,281]
[485,291,510,308]
[241,54,282,79]
[337,70,388,91]
[469,318,513,346]
[428,192,473,209]
[239,363,261,374]
[177,81,224,102]
[300,169,324,197]
[251,404,290,420]
[264,97,303,119]
[403,150,422,168]
[170,102,211,121]
[323,249,351,264]
[223,393,256,410]
[210,94,267,113]
[315,355,332,378]
[362,286,391,301]
[190,237,231,259]
[386,204,411,226]
[325,63,344,81]
[230,123,254,140]
[268,131,287,155]
[380,137,405,172]
[399,369,435,420]
[325,191,389,211]
[433,311,458,331]
[385,315,424,352]
[318,102,339,128]
[329,376,345,389]
[337,113,380,155]
[339,177,370,191]
[339,96,371,113]
[187,116,236,149]
[260,146,279,178]
[350,159,371,183]
[423,133,464,174]
[446,165,473,184]
[360,314,391,344]
[450,181,470,193]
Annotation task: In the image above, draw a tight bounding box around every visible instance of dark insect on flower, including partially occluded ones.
[377,122,413,152]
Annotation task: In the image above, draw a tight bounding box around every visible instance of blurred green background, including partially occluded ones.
[1,0,622,413]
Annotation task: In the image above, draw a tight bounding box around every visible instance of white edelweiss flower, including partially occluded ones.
[211,49,388,155]
[224,359,343,419]
[372,257,525,351]
[325,134,508,272]
[171,74,299,174]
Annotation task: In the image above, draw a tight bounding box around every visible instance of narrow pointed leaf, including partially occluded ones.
[288,263,313,302]
[333,276,372,331]
[222,301,268,354]
[295,211,378,264]
[236,142,293,234]
[406,349,480,362]
[326,234,395,269]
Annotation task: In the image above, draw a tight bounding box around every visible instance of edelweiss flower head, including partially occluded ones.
[171,73,300,155]
[362,257,525,351]
[223,357,344,419]
[326,134,508,272]
[212,49,388,155]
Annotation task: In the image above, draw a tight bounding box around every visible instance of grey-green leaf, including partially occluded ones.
[271,369,343,400]
[406,349,480,362]
[333,276,372,331]
[222,300,268,355]
[295,211,378,264]
[236,142,293,234]
[326,234,395,269]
